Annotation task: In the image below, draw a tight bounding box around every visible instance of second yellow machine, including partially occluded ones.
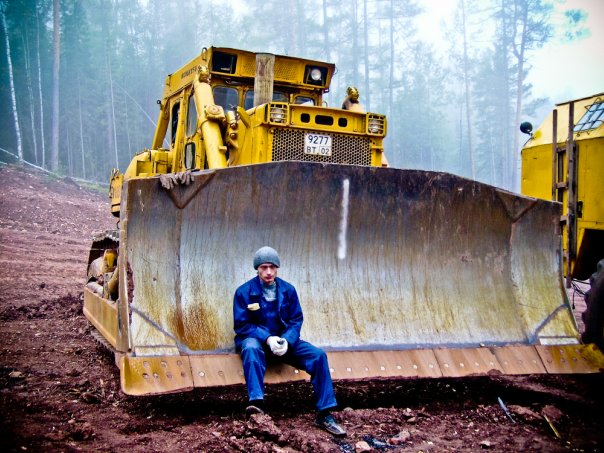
[521,93,604,349]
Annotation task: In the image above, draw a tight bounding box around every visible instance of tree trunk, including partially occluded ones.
[352,0,358,86]
[36,7,46,168]
[295,0,302,55]
[389,0,394,121]
[50,0,60,171]
[489,135,496,183]
[66,121,72,176]
[322,0,329,62]
[498,0,512,188]
[77,73,85,179]
[286,0,299,55]
[124,86,131,158]
[1,5,23,161]
[22,31,38,164]
[461,0,475,179]
[512,0,529,191]
[107,53,119,169]
[363,0,370,111]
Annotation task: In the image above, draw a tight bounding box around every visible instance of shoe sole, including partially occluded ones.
[314,421,347,437]
[246,405,265,415]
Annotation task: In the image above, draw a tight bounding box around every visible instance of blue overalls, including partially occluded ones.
[233,276,338,411]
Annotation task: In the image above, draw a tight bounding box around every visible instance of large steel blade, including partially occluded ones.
[121,162,578,356]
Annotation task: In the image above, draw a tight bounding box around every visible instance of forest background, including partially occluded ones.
[0,0,600,191]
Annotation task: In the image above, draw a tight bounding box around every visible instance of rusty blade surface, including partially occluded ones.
[121,162,578,355]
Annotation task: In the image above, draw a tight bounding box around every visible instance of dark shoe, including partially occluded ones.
[245,399,265,415]
[315,413,346,437]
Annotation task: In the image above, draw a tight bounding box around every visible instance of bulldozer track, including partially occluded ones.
[92,229,119,244]
[90,327,115,356]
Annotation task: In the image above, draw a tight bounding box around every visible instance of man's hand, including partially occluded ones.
[273,338,288,356]
[266,336,281,352]
[266,336,288,356]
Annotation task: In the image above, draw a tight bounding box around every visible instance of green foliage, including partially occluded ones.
[0,0,590,189]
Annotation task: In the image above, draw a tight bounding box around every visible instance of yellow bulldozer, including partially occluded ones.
[84,47,604,396]
[520,93,604,350]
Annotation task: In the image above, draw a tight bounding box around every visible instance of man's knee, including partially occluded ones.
[242,337,262,349]
[295,342,330,372]
[305,342,328,362]
[315,348,329,368]
[241,338,265,361]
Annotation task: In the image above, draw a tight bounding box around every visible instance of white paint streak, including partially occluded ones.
[138,188,144,212]
[338,178,350,260]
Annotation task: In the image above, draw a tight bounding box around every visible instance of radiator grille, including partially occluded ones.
[272,129,372,166]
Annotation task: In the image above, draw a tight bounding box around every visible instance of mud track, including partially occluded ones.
[0,163,602,452]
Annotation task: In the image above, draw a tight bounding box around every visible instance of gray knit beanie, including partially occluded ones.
[253,246,280,269]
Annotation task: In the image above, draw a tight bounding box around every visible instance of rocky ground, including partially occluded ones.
[0,163,602,452]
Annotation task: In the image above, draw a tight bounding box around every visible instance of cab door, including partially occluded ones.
[183,91,203,170]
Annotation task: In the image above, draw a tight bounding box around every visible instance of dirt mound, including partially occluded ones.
[0,163,603,452]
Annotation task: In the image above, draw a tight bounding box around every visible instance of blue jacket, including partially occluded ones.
[233,276,303,350]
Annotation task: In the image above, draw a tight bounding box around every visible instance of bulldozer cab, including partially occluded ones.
[163,47,333,110]
[157,47,335,156]
[109,47,386,215]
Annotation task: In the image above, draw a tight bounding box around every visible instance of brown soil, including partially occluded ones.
[0,163,602,453]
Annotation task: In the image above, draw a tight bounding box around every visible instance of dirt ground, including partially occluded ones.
[0,163,602,453]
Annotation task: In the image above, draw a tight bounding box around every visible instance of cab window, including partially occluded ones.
[184,143,196,169]
[294,96,316,106]
[170,101,180,146]
[244,90,288,109]
[186,95,197,136]
[213,86,239,111]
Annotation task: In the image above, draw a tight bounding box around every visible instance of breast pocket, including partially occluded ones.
[246,299,263,323]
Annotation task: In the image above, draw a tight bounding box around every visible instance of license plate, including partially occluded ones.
[304,133,332,156]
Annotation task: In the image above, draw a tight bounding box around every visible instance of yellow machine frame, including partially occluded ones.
[521,93,604,282]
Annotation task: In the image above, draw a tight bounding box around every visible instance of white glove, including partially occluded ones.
[273,338,288,356]
[267,336,288,356]
[159,171,194,190]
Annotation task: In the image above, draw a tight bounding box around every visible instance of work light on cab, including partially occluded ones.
[304,65,327,86]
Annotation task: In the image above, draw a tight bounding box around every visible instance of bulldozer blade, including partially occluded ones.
[114,162,602,394]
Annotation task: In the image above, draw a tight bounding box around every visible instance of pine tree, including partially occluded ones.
[499,0,553,189]
[1,1,23,161]
[50,0,60,171]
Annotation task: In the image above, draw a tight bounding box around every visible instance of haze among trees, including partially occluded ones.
[0,0,589,190]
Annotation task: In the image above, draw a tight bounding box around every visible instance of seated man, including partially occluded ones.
[233,246,346,437]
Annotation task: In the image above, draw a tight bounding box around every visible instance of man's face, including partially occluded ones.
[257,263,278,285]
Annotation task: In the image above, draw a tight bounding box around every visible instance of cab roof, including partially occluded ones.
[523,92,604,148]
